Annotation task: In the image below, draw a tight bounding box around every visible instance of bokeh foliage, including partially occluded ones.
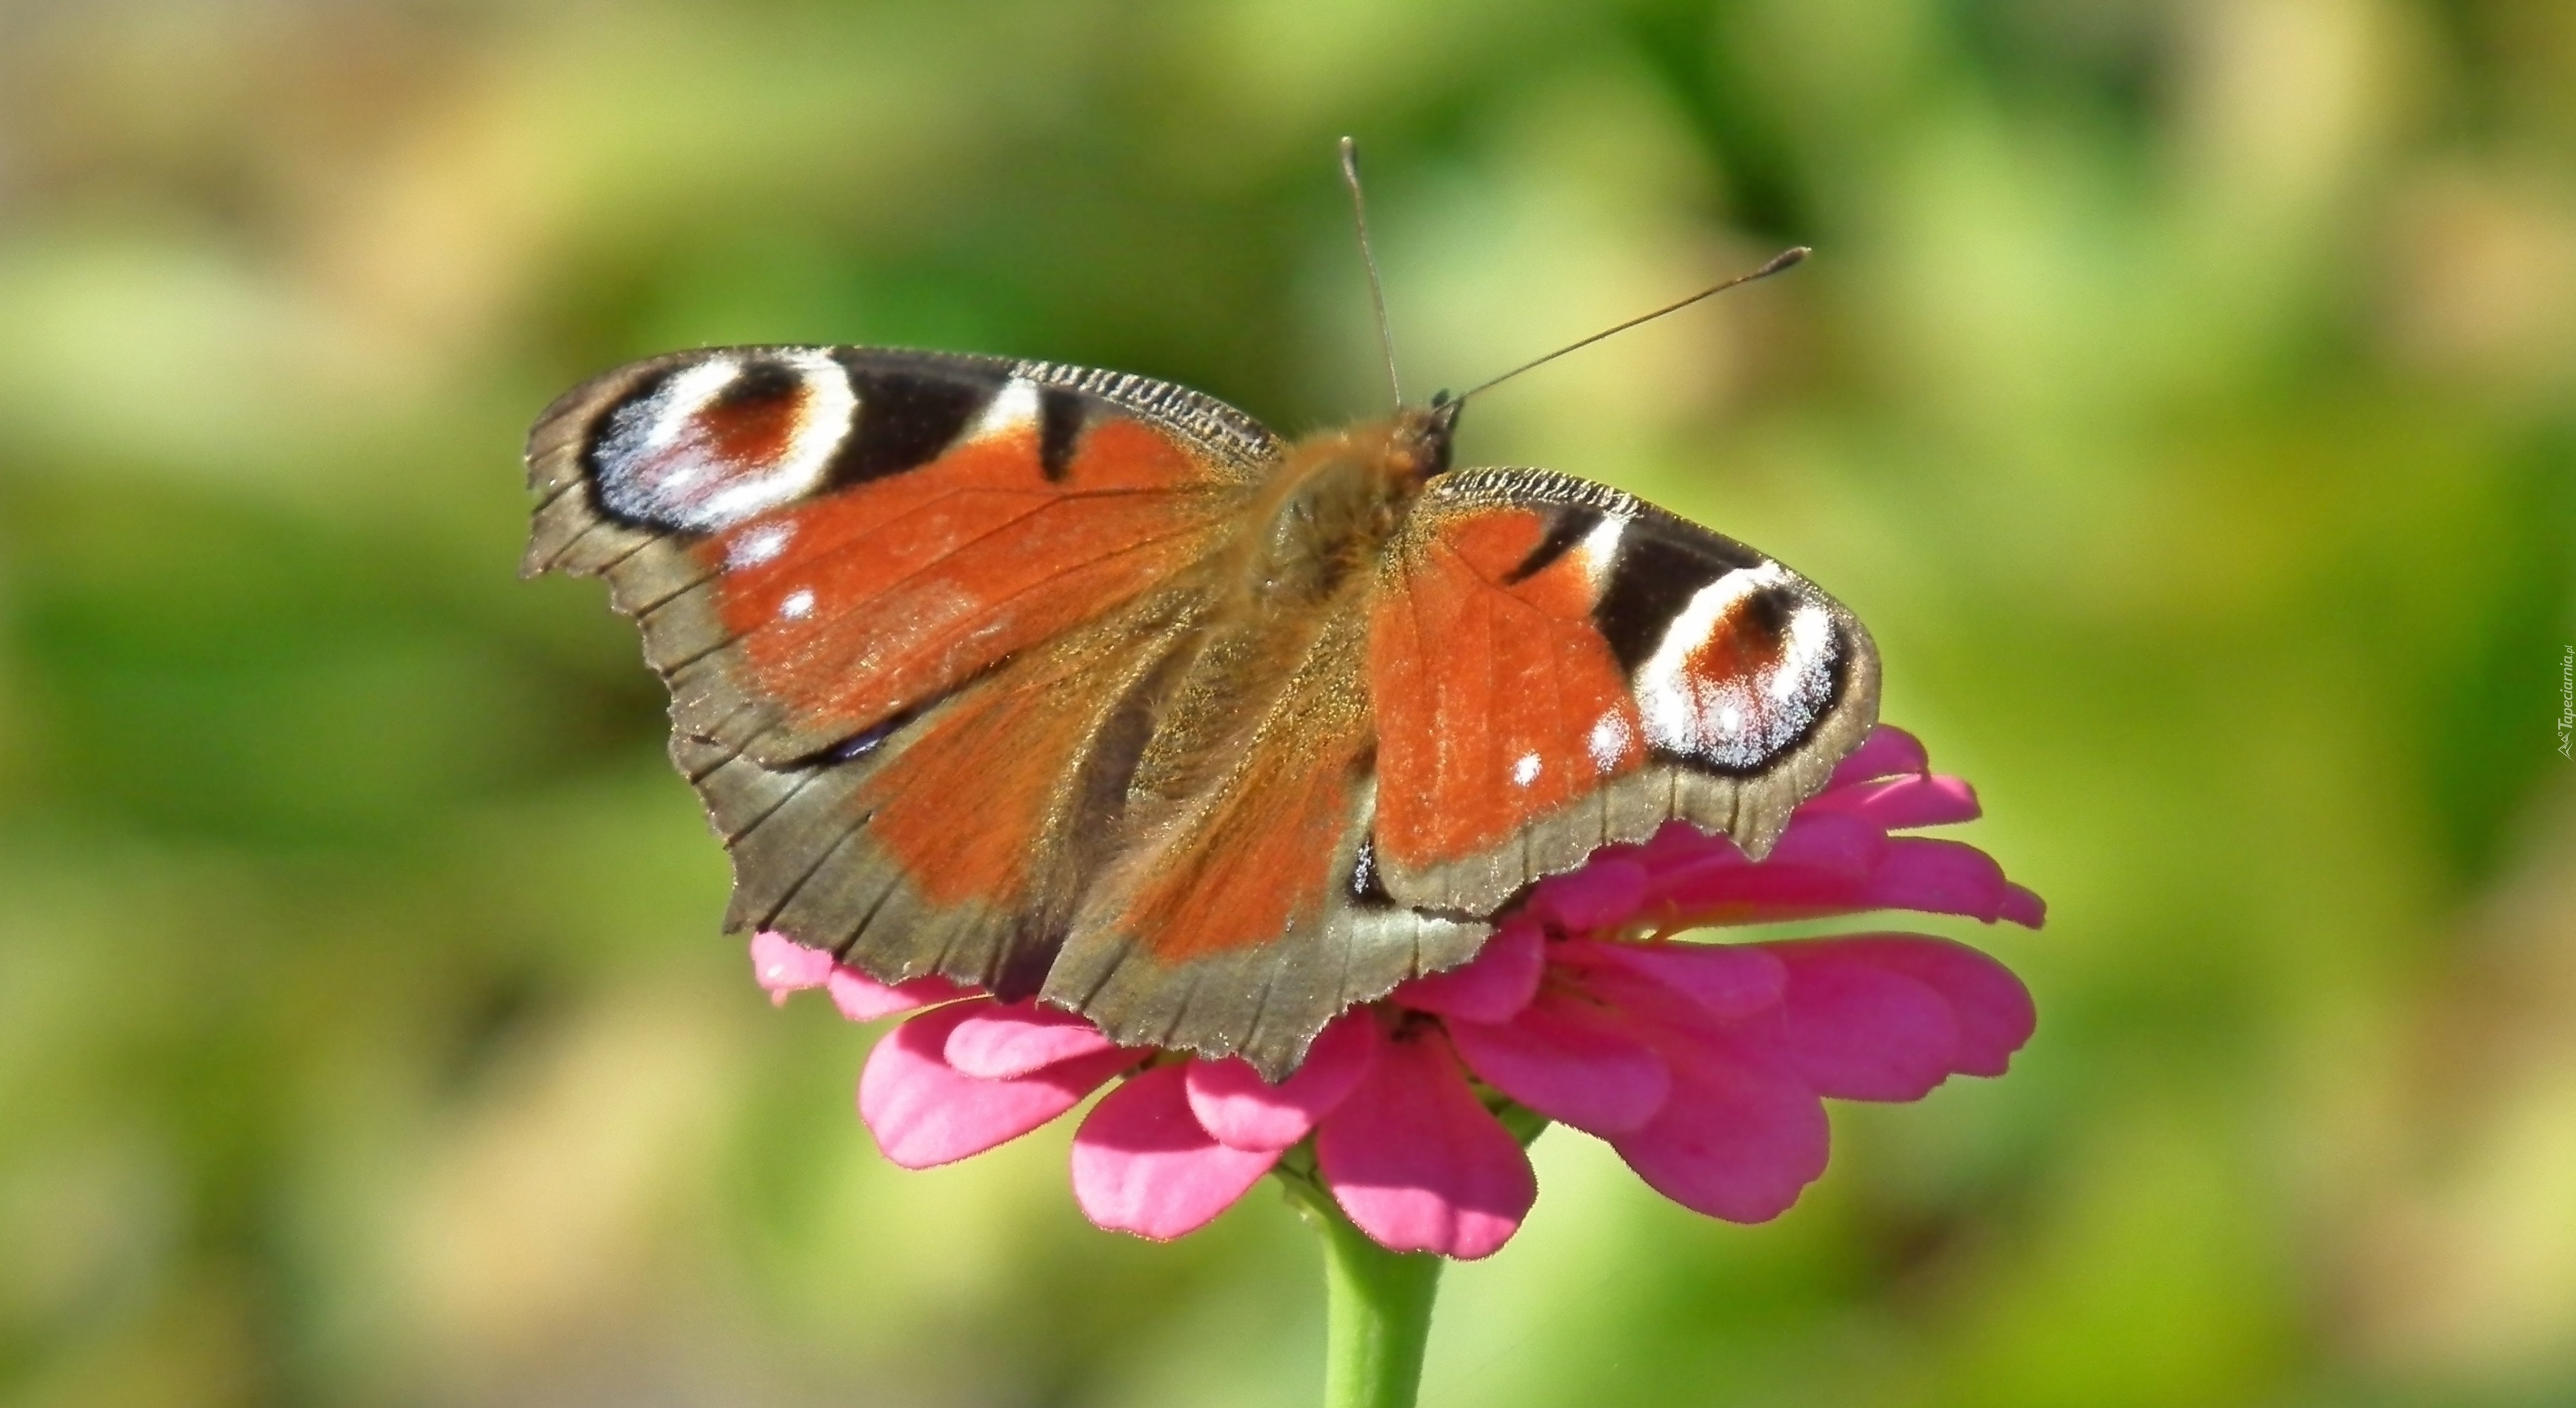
[3,1,2573,1404]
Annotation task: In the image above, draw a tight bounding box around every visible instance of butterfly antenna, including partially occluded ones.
[1448,245,1809,406]
[1340,136,1404,409]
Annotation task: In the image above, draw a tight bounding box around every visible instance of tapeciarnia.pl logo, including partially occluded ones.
[2560,645,2572,759]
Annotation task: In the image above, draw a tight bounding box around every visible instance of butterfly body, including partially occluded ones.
[527,347,1877,1077]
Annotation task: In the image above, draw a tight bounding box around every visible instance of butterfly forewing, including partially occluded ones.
[526,347,1273,765]
[1367,467,1880,917]
[526,346,1272,1000]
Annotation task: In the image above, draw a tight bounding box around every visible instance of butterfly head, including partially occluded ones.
[1384,393,1462,483]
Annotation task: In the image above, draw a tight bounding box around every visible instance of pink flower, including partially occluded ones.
[756,726,2041,1260]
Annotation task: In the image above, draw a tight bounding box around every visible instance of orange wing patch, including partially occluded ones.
[1371,505,1640,873]
[1090,604,1379,964]
[707,411,1238,742]
[859,672,1074,916]
[1118,733,1369,964]
[856,603,1182,915]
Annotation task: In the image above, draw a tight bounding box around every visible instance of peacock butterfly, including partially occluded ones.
[523,168,1878,1081]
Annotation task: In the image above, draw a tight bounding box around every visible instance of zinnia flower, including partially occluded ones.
[754,725,2041,1260]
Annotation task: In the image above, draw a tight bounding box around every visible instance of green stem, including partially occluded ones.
[1283,1176,1444,1408]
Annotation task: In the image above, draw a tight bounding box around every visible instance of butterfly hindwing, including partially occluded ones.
[1042,604,1487,1072]
[1367,466,1881,916]
[680,591,1205,997]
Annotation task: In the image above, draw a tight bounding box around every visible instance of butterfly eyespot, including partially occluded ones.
[1632,569,1842,771]
[587,351,859,534]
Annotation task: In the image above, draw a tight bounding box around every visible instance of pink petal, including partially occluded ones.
[1559,939,1787,1022]
[1826,726,1927,788]
[826,966,974,1022]
[1611,1032,1829,1223]
[1524,857,1650,931]
[1762,942,1962,1101]
[859,1002,1146,1169]
[944,1001,1121,1079]
[1764,813,1894,870]
[1857,837,2015,920]
[1632,823,1709,864]
[1072,1064,1280,1239]
[1392,922,1544,1022]
[1447,989,1671,1135]
[2000,883,2047,929]
[750,932,835,1003]
[1316,1027,1535,1260]
[1567,823,1749,874]
[1645,816,1889,918]
[1807,934,2035,1077]
[1653,833,2030,929]
[1184,1013,1378,1152]
[1797,773,1982,830]
[1655,867,1872,922]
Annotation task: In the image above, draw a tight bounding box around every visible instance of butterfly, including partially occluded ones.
[523,249,1879,1082]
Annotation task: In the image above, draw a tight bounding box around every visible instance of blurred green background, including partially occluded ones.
[4,0,2573,1404]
